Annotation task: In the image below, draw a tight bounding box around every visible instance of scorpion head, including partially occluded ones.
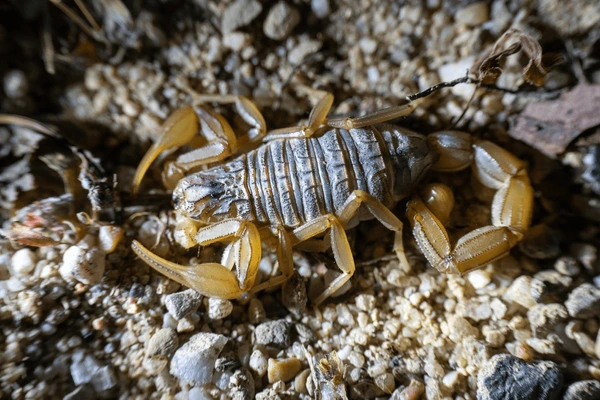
[172,160,251,224]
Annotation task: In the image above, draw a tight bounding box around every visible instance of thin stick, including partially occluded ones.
[50,0,106,42]
[73,0,101,32]
[42,11,56,75]
[406,75,479,102]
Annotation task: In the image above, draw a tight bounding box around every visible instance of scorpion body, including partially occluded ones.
[131,92,533,305]
[175,126,433,230]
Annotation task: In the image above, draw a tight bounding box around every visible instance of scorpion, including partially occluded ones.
[130,86,533,306]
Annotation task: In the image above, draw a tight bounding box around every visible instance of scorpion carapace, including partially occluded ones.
[131,91,533,306]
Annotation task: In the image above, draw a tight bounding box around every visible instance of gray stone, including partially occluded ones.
[90,366,117,392]
[477,354,563,400]
[164,289,202,320]
[263,2,300,40]
[563,380,600,400]
[255,319,291,348]
[527,304,568,337]
[222,0,262,33]
[311,0,330,18]
[170,332,228,385]
[565,284,600,319]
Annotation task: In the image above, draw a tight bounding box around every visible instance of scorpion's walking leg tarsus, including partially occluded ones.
[408,132,534,275]
[132,219,263,299]
[292,215,354,306]
[132,96,267,194]
[263,93,334,141]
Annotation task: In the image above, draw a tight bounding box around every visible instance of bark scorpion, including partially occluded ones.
[130,88,533,306]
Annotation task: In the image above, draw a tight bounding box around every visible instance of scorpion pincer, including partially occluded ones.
[130,91,533,306]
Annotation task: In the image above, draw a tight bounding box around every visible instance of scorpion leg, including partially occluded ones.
[327,102,415,129]
[132,219,262,298]
[408,132,533,275]
[337,190,411,271]
[264,93,334,141]
[250,227,294,293]
[291,215,355,306]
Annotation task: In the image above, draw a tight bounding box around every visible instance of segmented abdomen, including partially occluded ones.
[242,127,396,228]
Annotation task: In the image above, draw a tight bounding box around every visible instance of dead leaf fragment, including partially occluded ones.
[509,83,600,158]
[472,29,562,86]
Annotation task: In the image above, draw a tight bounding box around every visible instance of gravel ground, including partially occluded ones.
[1,0,600,399]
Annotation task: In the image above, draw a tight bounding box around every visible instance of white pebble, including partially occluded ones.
[208,298,234,320]
[249,349,268,377]
[59,246,105,285]
[170,333,228,385]
[10,248,37,276]
[468,269,492,289]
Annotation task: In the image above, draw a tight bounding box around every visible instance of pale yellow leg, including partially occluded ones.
[337,190,411,271]
[131,218,262,299]
[292,215,355,306]
[250,227,294,293]
[326,102,415,129]
[263,93,334,141]
[407,134,534,275]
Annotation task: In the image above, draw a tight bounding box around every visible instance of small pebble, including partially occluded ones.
[164,289,202,320]
[248,298,266,324]
[565,283,600,319]
[455,2,490,26]
[249,349,268,377]
[554,256,581,276]
[311,0,330,18]
[468,269,492,289]
[3,70,28,98]
[255,320,291,348]
[208,298,233,320]
[263,2,301,40]
[170,333,228,385]
[145,328,179,360]
[503,276,537,308]
[267,358,301,383]
[375,372,395,393]
[527,304,568,337]
[563,380,600,400]
[59,246,105,285]
[98,226,124,254]
[10,248,37,276]
[222,0,262,33]
[477,354,563,400]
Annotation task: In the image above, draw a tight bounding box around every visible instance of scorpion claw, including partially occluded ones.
[131,240,244,299]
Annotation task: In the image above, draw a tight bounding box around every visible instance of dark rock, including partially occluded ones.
[519,224,561,260]
[477,354,563,400]
[565,284,600,319]
[281,273,307,317]
[563,380,600,400]
[255,319,291,348]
